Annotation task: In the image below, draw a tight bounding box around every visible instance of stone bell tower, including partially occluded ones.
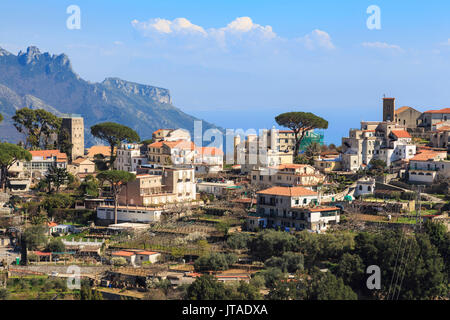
[383,97,395,122]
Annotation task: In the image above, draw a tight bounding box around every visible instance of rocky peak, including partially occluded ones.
[101,77,172,104]
[0,47,12,57]
[18,46,42,65]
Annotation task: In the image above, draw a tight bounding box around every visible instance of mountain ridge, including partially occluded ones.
[0,46,220,146]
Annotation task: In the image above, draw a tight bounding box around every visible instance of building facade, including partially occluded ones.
[251,186,340,232]
[115,143,148,172]
[408,149,449,184]
[61,114,84,161]
[250,164,325,188]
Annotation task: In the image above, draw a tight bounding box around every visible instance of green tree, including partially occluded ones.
[0,113,3,124]
[258,267,287,289]
[0,288,9,300]
[97,170,136,224]
[306,269,357,300]
[264,252,304,273]
[227,232,252,250]
[293,155,313,165]
[332,253,365,290]
[215,220,231,237]
[46,238,66,253]
[90,122,140,169]
[369,159,387,175]
[186,275,230,300]
[0,143,32,191]
[12,108,61,149]
[229,281,262,300]
[194,253,237,272]
[354,231,447,299]
[42,193,74,218]
[79,175,100,197]
[57,127,73,161]
[423,220,450,276]
[249,230,300,261]
[23,225,47,251]
[44,165,70,193]
[305,141,322,158]
[275,112,328,156]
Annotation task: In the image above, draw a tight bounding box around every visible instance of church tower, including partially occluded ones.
[383,97,395,122]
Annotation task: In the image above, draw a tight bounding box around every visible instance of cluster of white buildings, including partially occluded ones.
[341,99,418,171]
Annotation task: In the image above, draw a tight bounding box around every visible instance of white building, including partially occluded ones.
[23,150,68,178]
[408,149,449,184]
[342,121,416,171]
[197,180,237,197]
[354,178,376,197]
[251,164,325,188]
[253,186,340,232]
[233,128,294,174]
[97,205,162,223]
[115,143,148,173]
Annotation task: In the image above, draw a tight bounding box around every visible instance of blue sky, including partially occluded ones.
[1,0,450,144]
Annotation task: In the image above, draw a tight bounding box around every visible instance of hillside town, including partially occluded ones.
[0,97,449,301]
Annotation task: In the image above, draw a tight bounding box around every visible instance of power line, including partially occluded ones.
[392,185,424,299]
[386,228,405,300]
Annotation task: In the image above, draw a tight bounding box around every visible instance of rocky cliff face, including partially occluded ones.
[0,46,218,145]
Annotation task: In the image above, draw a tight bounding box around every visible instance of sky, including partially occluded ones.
[1,0,450,144]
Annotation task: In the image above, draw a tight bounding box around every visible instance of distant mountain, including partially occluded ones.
[0,46,220,146]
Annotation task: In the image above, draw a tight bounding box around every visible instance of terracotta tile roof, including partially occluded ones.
[148,141,164,148]
[436,126,450,132]
[197,147,224,156]
[273,164,309,170]
[395,106,411,114]
[391,130,411,138]
[136,251,158,255]
[410,150,446,161]
[149,140,196,150]
[257,186,317,197]
[87,145,114,158]
[112,251,135,257]
[309,206,340,212]
[33,251,52,256]
[153,129,173,135]
[424,107,450,114]
[72,157,93,165]
[30,150,67,161]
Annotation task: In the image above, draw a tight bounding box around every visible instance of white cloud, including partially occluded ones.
[132,17,277,43]
[362,42,402,51]
[218,17,276,39]
[131,16,334,54]
[131,17,207,36]
[298,29,335,50]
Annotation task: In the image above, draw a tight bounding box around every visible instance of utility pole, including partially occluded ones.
[415,185,424,230]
